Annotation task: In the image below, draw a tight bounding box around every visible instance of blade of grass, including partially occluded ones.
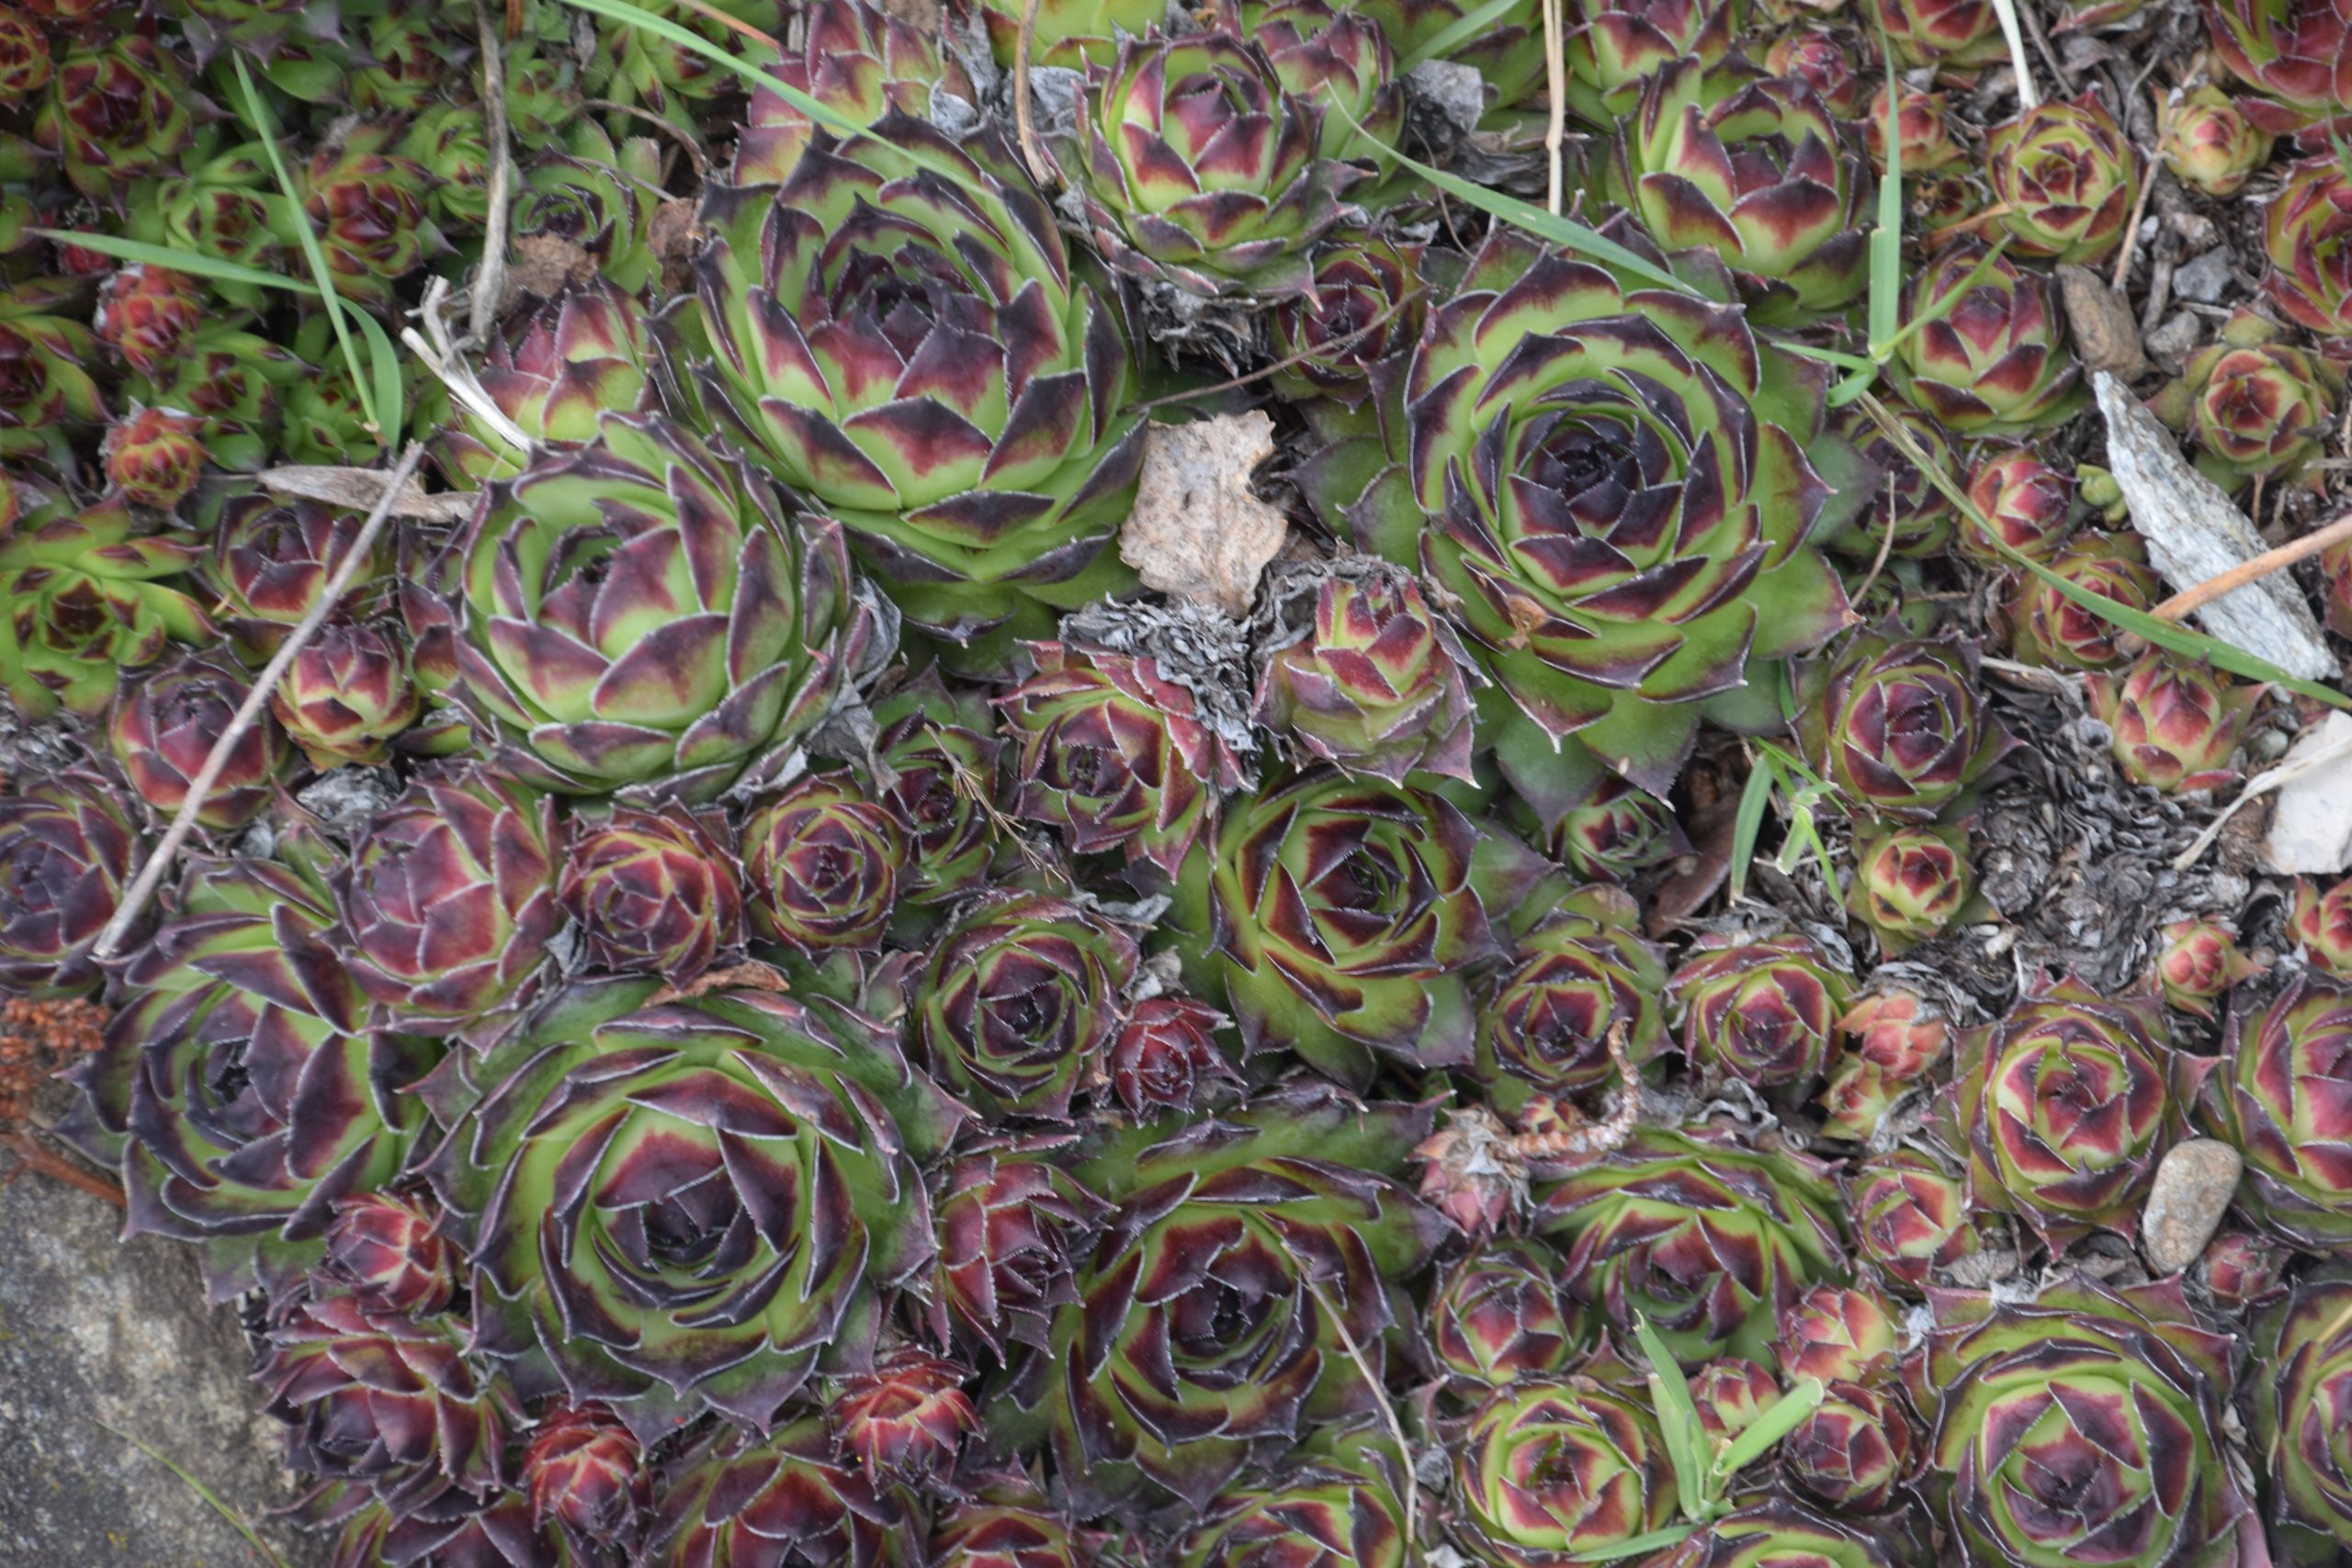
[1727,748,1777,901]
[100,1422,288,1568]
[1633,1315,1708,1516]
[232,55,379,438]
[1402,0,1526,69]
[30,231,318,295]
[1984,0,2039,110]
[351,307,407,451]
[1713,1377,1826,1477]
[1570,1526,1700,1562]
[1867,28,1902,355]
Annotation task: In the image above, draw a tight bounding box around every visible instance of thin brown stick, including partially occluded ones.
[1296,1269,1419,1552]
[2108,147,2158,291]
[93,444,430,962]
[2148,509,2352,624]
[1013,0,1056,188]
[6,1132,125,1207]
[2018,0,2078,98]
[1542,0,1566,216]
[470,0,514,342]
[582,97,712,182]
[1123,289,1426,413]
[1848,470,1902,607]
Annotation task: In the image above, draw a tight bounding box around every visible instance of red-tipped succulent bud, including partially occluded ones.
[1849,825,1975,952]
[1894,239,2086,434]
[2158,309,2339,489]
[559,805,744,986]
[1767,27,1866,118]
[1475,885,1670,1113]
[524,1405,651,1553]
[100,406,206,512]
[2265,157,2352,337]
[2007,530,2161,671]
[830,1346,978,1484]
[2293,878,2352,976]
[1544,778,1689,884]
[0,770,143,997]
[1874,0,2003,65]
[2198,1229,2287,1311]
[1983,94,2141,265]
[322,1191,456,1315]
[2159,86,2271,197]
[1430,1237,1581,1394]
[2153,919,2260,1021]
[1781,1380,1919,1513]
[2086,651,2266,795]
[741,772,907,955]
[1962,446,2076,564]
[1796,631,2011,821]
[930,1140,1111,1360]
[300,128,441,307]
[1266,238,1424,409]
[269,621,422,769]
[1845,1148,1981,1294]
[1668,931,1855,1090]
[208,493,385,654]
[1864,84,1963,173]
[2205,973,2352,1253]
[107,649,287,831]
[1779,1283,1901,1384]
[1105,997,1241,1116]
[94,265,204,377]
[1690,1359,1782,1442]
[1819,990,1951,1141]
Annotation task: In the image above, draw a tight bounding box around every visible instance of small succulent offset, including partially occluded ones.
[2151,918,2260,1020]
[2254,1274,2352,1561]
[2150,308,2341,490]
[1667,931,1855,1091]
[1981,95,2141,265]
[1849,824,1975,952]
[1795,630,2012,822]
[2205,974,2352,1256]
[0,770,143,997]
[2159,85,2272,196]
[2086,650,2267,795]
[1892,239,2086,435]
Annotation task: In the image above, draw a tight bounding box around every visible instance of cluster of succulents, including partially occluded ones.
[2,0,2352,1560]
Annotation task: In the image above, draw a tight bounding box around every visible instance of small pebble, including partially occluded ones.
[2145,310,2206,360]
[2142,1138,2244,1274]
[2172,248,2235,305]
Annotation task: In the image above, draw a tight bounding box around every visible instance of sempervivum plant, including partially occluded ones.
[439,415,892,799]
[1266,241,1427,410]
[2205,974,2352,1255]
[1533,1122,1848,1363]
[1667,931,1854,1092]
[34,36,198,200]
[2208,0,2352,130]
[207,493,385,655]
[1661,1499,1908,1568]
[294,124,442,307]
[1876,0,2003,64]
[1982,95,2141,265]
[1178,767,1557,1088]
[1106,998,1242,1116]
[2254,1274,2352,1561]
[1069,31,1352,297]
[2153,918,2260,1020]
[59,838,434,1298]
[915,891,1138,1121]
[423,979,962,1440]
[0,770,142,996]
[1346,0,1545,109]
[1227,0,1407,164]
[1948,974,2203,1247]
[107,649,287,832]
[1845,1148,1981,1294]
[1781,1380,1918,1513]
[1962,446,2076,564]
[1826,402,1960,561]
[733,0,974,184]
[522,1404,652,1560]
[94,265,203,378]
[1430,1237,1583,1393]
[829,1344,978,1484]
[2086,651,2266,795]
[1795,630,2010,821]
[269,621,423,769]
[997,1091,1446,1511]
[2160,86,2272,196]
[0,495,207,717]
[684,114,1144,648]
[929,1134,1111,1360]
[1474,883,1670,1111]
[741,771,907,957]
[321,1191,456,1315]
[1767,27,1867,118]
[101,406,207,512]
[2153,308,2340,489]
[870,671,1003,904]
[2267,158,2352,335]
[1253,557,1479,785]
[1864,85,1964,174]
[1819,989,1951,1140]
[2007,531,2162,671]
[1544,778,1688,883]
[998,637,1246,874]
[1615,61,1871,321]
[1333,227,1849,818]
[433,281,657,483]
[559,804,745,985]
[1916,1275,2259,1568]
[1451,1377,1679,1563]
[1849,825,1975,951]
[0,278,106,461]
[1177,1427,1411,1568]
[2293,878,2352,976]
[1892,239,2086,434]
[645,1420,921,1564]
[1556,0,1747,124]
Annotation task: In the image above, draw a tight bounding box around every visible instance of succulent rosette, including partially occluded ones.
[733,0,975,184]
[1962,446,2076,564]
[1227,0,1407,164]
[915,890,1138,1121]
[871,671,1003,903]
[1330,228,1848,814]
[1892,239,2086,434]
[1107,998,1243,1116]
[931,1487,1105,1568]
[1820,989,1950,1139]
[1533,1122,1848,1363]
[1850,825,1975,951]
[2207,0,2352,130]
[130,145,291,310]
[435,281,657,484]
[1069,31,1353,297]
[2152,919,2259,1021]
[445,415,890,799]
[270,621,424,769]
[2294,878,2352,976]
[998,638,1245,874]
[101,406,207,511]
[131,324,299,472]
[2254,1273,2352,1560]
[294,125,442,307]
[397,101,503,231]
[513,128,665,297]
[831,1345,978,1483]
[1982,96,2141,265]
[686,114,1144,646]
[107,648,288,832]
[259,1293,514,1516]
[1782,1380,1918,1512]
[2205,974,2352,1255]
[1780,1282,1900,1385]
[1875,0,2003,63]
[2159,86,2272,196]
[2007,531,2162,671]
[2086,651,2266,795]
[1767,27,1866,118]
[1266,242,1427,410]
[0,769,143,996]
[1176,1427,1411,1568]
[423,978,961,1439]
[0,496,209,718]
[2157,310,2339,489]
[1474,884,1670,1111]
[34,36,198,200]
[1667,931,1854,1091]
[1182,767,1556,1088]
[334,768,565,1034]
[998,1092,1447,1511]
[1552,0,1747,124]
[1949,974,2203,1247]
[1864,85,1963,174]
[60,838,432,1298]
[1690,1358,1781,1439]
[1844,1149,1980,1294]
[1430,1236,1583,1393]
[1796,631,2010,821]
[2266,157,2352,335]
[207,493,385,655]
[930,1134,1112,1359]
[1617,61,1871,321]
[523,1404,652,1558]
[1543,777,1689,883]
[1452,1377,1679,1564]
[0,277,105,460]
[1660,1499,1906,1568]
[322,1191,456,1315]
[1917,1275,2259,1568]
[1825,401,1960,560]
[741,771,907,956]
[2199,1228,2289,1311]
[644,1419,921,1565]
[94,265,204,378]
[560,804,745,985]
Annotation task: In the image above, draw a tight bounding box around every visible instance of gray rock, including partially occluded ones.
[0,1174,322,1567]
[2145,310,2205,361]
[2172,248,2236,306]
[2142,1138,2245,1274]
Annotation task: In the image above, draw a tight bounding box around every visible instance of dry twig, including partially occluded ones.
[469,0,514,342]
[2149,509,2352,624]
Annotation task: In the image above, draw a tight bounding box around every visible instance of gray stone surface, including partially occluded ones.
[0,1171,322,1568]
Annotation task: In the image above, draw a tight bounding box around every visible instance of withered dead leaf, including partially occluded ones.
[1119,412,1290,618]
[260,466,476,525]
[2056,265,2152,379]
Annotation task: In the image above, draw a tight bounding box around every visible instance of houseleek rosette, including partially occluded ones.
[2254,1273,2352,1560]
[2205,973,2352,1255]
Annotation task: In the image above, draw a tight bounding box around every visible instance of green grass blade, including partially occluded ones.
[1402,0,1527,69]
[352,306,407,449]
[99,1422,288,1568]
[1713,1377,1826,1477]
[1866,22,1902,353]
[1633,1315,1709,1516]
[1570,1525,1700,1562]
[232,54,379,437]
[29,231,318,295]
[1727,749,1776,902]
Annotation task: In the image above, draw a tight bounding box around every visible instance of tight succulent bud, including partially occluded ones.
[94,265,203,376]
[1266,239,1426,408]
[916,892,1138,1121]
[1894,239,2086,434]
[1962,446,2075,563]
[1476,885,1669,1111]
[830,1346,977,1484]
[1778,1283,1900,1384]
[0,771,142,996]
[269,621,422,768]
[2007,530,2160,671]
[2160,86,2271,196]
[1819,989,1950,1139]
[107,649,286,831]
[2086,651,2266,794]
[1668,932,1854,1090]
[1105,998,1241,1116]
[1864,84,1962,173]
[931,1141,1110,1360]
[1850,825,1975,951]
[1430,1237,1581,1393]
[321,1191,456,1314]
[2161,310,2340,489]
[1690,1359,1781,1441]
[1781,1380,1917,1512]
[1875,0,2002,65]
[1984,95,2141,264]
[741,772,906,955]
[2199,1228,2287,1312]
[100,406,206,511]
[1845,1148,1979,1294]
[1798,631,2010,820]
[523,1405,651,1553]
[1455,1381,1679,1562]
[1768,27,1866,117]
[559,805,744,985]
